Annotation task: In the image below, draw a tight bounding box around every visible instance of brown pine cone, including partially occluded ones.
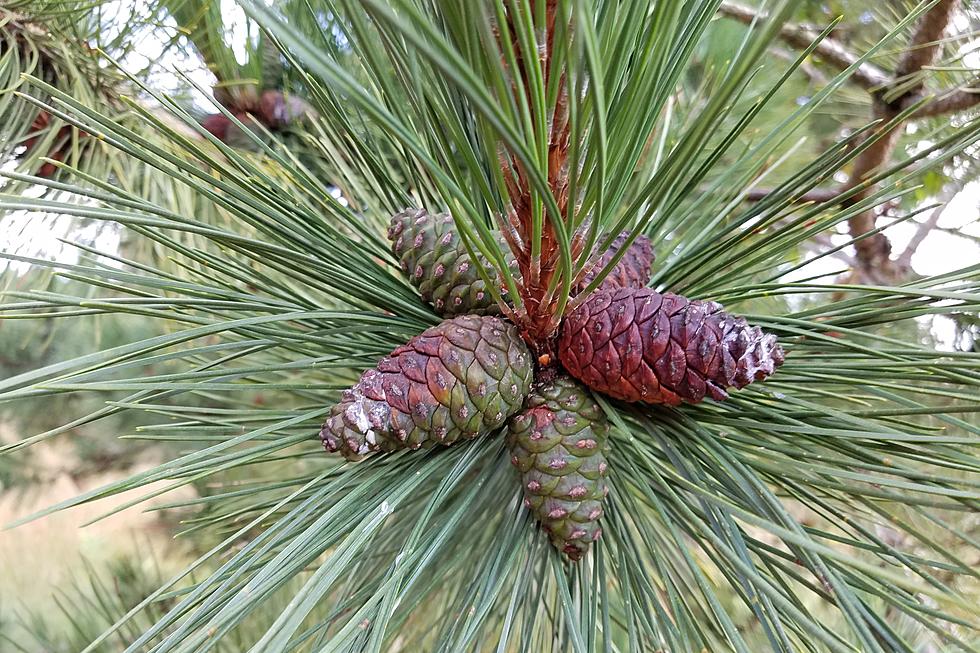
[321,315,533,460]
[258,90,312,129]
[558,287,784,405]
[575,232,654,294]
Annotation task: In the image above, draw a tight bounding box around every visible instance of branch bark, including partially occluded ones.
[893,1,960,84]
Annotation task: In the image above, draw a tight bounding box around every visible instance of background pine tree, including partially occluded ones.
[1,0,979,651]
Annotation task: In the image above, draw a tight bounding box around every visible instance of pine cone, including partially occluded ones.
[559,287,784,405]
[322,315,533,460]
[258,90,312,129]
[388,209,519,317]
[576,231,654,294]
[507,376,609,561]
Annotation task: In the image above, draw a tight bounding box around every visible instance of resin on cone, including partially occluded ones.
[389,209,519,317]
[322,315,533,459]
[576,231,654,294]
[507,376,609,561]
[559,287,784,405]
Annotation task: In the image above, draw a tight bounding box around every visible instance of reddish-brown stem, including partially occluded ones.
[496,0,571,355]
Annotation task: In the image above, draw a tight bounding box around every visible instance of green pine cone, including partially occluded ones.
[507,375,610,561]
[322,315,533,460]
[388,209,519,317]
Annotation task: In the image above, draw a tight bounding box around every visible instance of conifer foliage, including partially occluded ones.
[1,0,979,651]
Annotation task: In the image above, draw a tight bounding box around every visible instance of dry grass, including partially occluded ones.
[0,424,192,644]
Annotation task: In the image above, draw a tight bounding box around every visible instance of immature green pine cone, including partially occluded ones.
[559,287,784,405]
[322,315,533,460]
[507,376,610,561]
[388,209,519,317]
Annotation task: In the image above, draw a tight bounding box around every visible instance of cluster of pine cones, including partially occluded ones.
[321,209,784,561]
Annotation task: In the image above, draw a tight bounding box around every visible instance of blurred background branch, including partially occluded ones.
[722,0,980,283]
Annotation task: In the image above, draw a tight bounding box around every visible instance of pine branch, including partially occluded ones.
[499,0,570,352]
[892,0,960,86]
[4,3,980,650]
[725,1,972,283]
[721,1,980,121]
[911,77,980,118]
[718,1,890,91]
[894,180,962,269]
[843,0,960,283]
[936,224,980,245]
[0,2,210,181]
